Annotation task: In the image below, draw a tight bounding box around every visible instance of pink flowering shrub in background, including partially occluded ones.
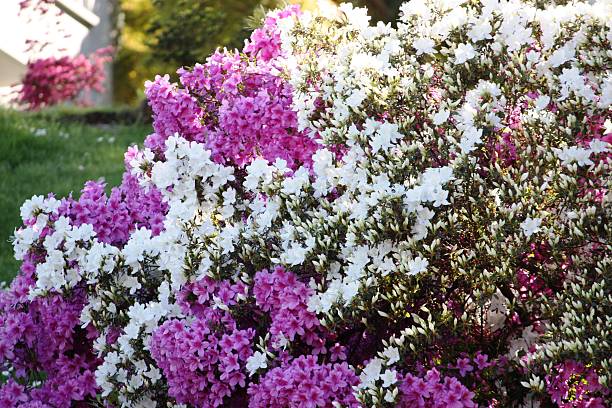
[16,0,113,110]
[18,49,113,110]
[1,1,612,407]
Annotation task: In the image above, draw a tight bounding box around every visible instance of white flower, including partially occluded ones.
[338,3,371,29]
[468,21,492,42]
[121,276,142,295]
[244,158,273,191]
[521,217,542,238]
[122,228,153,265]
[384,390,396,403]
[222,188,236,205]
[281,167,309,195]
[283,243,307,266]
[589,139,609,154]
[359,358,382,388]
[20,195,45,220]
[151,162,174,189]
[554,146,593,166]
[603,119,612,135]
[400,0,429,18]
[548,44,574,68]
[382,346,400,364]
[432,109,450,125]
[558,67,594,101]
[490,41,502,54]
[526,50,540,65]
[346,89,367,109]
[503,24,533,52]
[407,256,428,275]
[454,43,476,64]
[473,80,501,101]
[422,166,454,186]
[534,95,550,111]
[346,245,370,282]
[246,351,268,376]
[371,122,401,153]
[381,369,397,388]
[218,224,239,254]
[340,280,360,304]
[413,37,435,55]
[459,127,483,154]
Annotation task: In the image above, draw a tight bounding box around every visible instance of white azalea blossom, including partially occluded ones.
[454,43,477,64]
[521,217,542,238]
[246,351,268,376]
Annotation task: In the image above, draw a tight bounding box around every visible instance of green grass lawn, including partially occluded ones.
[0,109,150,282]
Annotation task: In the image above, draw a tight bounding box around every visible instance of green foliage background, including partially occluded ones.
[112,0,403,106]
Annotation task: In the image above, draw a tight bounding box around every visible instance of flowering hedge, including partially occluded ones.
[2,1,612,407]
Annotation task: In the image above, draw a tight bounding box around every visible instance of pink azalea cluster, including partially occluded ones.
[243,5,300,62]
[149,277,253,406]
[176,277,248,318]
[1,364,96,408]
[145,7,318,168]
[253,267,323,348]
[397,369,477,408]
[150,316,255,407]
[0,260,98,407]
[144,74,206,152]
[546,361,608,408]
[18,48,112,110]
[64,173,166,246]
[247,355,361,408]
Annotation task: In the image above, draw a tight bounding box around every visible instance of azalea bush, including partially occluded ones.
[18,49,113,110]
[2,0,611,407]
[17,0,113,110]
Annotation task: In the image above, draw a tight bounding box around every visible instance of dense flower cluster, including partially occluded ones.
[18,49,112,110]
[2,1,611,407]
[151,317,254,406]
[0,261,98,407]
[253,267,323,347]
[16,1,113,110]
[144,5,318,168]
[397,369,477,407]
[65,173,166,244]
[149,277,254,406]
[247,355,361,408]
[545,361,607,408]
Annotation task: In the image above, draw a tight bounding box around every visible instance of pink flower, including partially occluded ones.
[456,358,474,377]
[19,48,112,110]
[247,355,360,408]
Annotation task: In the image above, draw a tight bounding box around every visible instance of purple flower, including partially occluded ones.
[398,369,477,408]
[247,355,360,408]
[253,267,323,347]
[456,358,474,377]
